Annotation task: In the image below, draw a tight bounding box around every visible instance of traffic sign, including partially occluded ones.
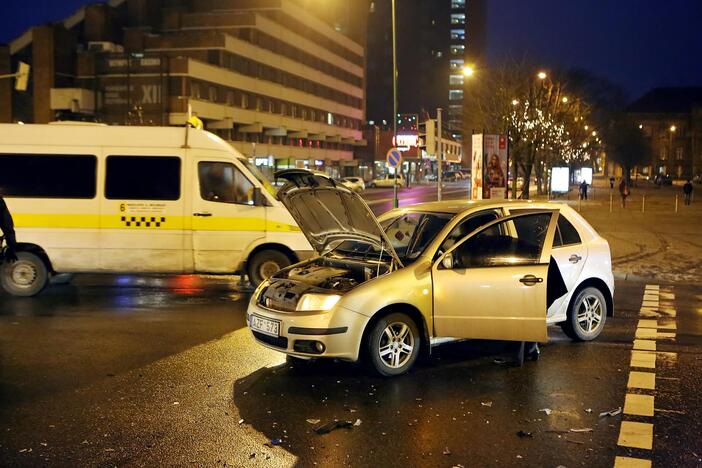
[386,147,402,168]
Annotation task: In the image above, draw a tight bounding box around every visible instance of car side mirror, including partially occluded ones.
[440,252,454,270]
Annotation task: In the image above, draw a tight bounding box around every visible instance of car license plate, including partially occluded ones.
[250,315,281,337]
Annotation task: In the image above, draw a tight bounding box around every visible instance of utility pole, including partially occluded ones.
[437,107,443,201]
[391,0,399,209]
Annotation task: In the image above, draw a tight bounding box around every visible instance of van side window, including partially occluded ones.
[106,156,181,200]
[0,153,96,198]
[198,162,254,205]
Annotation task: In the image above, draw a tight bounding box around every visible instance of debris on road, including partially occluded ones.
[238,419,245,425]
[443,447,451,455]
[538,408,553,415]
[569,428,594,433]
[481,401,493,407]
[598,407,622,418]
[314,420,354,435]
[306,419,321,425]
[353,419,362,427]
[585,408,593,413]
[516,430,533,438]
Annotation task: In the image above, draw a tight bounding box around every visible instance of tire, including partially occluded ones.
[1,251,49,297]
[369,183,377,188]
[560,287,607,341]
[366,312,421,377]
[247,249,292,287]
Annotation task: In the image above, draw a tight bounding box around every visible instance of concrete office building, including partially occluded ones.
[0,0,368,178]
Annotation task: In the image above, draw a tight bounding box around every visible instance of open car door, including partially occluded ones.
[432,210,559,342]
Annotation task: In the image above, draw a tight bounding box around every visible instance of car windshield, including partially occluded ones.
[383,212,453,262]
[239,158,277,196]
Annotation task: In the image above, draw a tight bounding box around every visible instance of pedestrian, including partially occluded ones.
[618,178,630,208]
[0,195,19,263]
[579,180,588,200]
[683,179,693,205]
[609,176,615,189]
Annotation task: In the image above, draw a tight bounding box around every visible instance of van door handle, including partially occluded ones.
[519,274,543,286]
[569,254,582,263]
[193,212,212,217]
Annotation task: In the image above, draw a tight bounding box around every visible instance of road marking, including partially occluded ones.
[642,294,658,301]
[641,300,659,307]
[657,332,676,340]
[628,371,656,390]
[635,328,658,339]
[630,350,656,368]
[614,456,652,468]
[637,319,658,329]
[644,284,659,290]
[633,340,656,351]
[624,394,655,417]
[618,421,654,449]
[657,321,676,330]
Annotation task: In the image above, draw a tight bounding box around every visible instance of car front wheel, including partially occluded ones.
[367,312,421,376]
[561,287,607,341]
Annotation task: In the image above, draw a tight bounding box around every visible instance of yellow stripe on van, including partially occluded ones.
[14,213,300,233]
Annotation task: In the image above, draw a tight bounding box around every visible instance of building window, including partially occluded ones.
[659,147,667,161]
[451,13,465,25]
[451,29,465,41]
[449,74,464,86]
[0,154,97,199]
[191,82,201,99]
[208,86,218,102]
[450,59,464,70]
[327,112,334,126]
[106,156,181,201]
[451,0,466,8]
[675,147,684,160]
[449,89,464,101]
[450,44,465,55]
[241,93,249,109]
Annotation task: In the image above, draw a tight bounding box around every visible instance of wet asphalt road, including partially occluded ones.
[1,277,701,467]
[1,183,701,466]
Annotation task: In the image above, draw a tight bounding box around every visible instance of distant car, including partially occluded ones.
[247,170,615,376]
[443,171,462,182]
[654,174,673,185]
[339,177,366,192]
[693,174,702,184]
[369,174,405,188]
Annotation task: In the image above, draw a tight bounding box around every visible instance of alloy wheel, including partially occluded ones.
[378,321,415,369]
[576,294,603,333]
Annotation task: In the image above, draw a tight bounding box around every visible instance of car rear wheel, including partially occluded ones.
[561,287,607,341]
[248,249,292,287]
[367,312,421,377]
[369,183,377,188]
[1,251,49,297]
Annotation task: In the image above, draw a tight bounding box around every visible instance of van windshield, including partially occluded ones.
[239,159,276,197]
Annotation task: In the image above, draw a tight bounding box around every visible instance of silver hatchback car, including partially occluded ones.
[247,171,614,376]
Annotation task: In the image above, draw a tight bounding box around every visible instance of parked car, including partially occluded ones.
[369,174,405,188]
[247,171,615,376]
[443,171,462,182]
[693,173,702,184]
[653,174,673,185]
[339,176,366,192]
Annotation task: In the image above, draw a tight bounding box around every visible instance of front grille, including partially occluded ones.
[252,330,289,349]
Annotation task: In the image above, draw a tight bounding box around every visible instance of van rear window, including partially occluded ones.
[105,156,181,200]
[0,153,96,198]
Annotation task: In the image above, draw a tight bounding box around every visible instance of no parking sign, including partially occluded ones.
[386,147,402,168]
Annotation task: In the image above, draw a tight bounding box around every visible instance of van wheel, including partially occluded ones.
[248,250,291,287]
[1,251,49,297]
[366,312,421,377]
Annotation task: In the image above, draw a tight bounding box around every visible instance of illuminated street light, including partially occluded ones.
[561,96,568,103]
[462,65,475,77]
[584,125,589,130]
[537,71,547,80]
[670,125,677,132]
[511,99,519,106]
[591,131,597,137]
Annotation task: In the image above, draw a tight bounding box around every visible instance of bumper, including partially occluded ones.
[246,302,369,362]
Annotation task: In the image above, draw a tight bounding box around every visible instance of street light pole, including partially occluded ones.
[391,0,399,209]
[437,107,443,201]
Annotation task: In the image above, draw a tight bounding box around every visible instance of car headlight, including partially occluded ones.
[296,294,341,311]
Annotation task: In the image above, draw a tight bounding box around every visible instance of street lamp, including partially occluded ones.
[462,65,475,77]
[511,99,519,106]
[537,71,547,80]
[561,96,568,103]
[670,125,677,132]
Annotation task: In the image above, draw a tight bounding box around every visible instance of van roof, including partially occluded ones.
[0,123,243,157]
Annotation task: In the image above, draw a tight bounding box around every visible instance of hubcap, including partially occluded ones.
[576,294,603,333]
[259,260,280,279]
[378,321,414,369]
[10,261,37,288]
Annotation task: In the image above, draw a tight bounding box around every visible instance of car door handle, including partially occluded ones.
[193,212,212,217]
[569,254,582,264]
[519,274,543,286]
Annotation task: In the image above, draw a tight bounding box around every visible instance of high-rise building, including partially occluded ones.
[0,0,368,178]
[365,0,485,143]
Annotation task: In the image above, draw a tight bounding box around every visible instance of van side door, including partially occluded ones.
[190,157,266,273]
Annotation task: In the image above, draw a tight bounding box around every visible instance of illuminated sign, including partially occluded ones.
[394,134,418,148]
[551,167,570,193]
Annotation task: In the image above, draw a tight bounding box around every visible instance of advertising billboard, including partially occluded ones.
[471,134,483,200]
[551,167,570,193]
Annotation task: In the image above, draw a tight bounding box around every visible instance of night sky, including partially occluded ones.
[2,0,701,101]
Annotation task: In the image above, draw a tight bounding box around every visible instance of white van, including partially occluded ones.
[0,123,312,296]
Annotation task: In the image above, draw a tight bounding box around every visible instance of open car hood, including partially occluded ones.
[275,169,403,267]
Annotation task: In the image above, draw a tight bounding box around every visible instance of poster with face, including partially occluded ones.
[471,134,483,200]
[482,134,508,199]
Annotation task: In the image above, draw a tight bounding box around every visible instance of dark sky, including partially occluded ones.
[2,0,701,100]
